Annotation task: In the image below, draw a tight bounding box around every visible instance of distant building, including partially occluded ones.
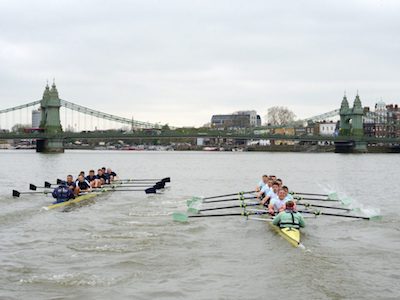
[211,110,261,129]
[32,109,41,128]
[318,121,336,136]
[364,102,400,138]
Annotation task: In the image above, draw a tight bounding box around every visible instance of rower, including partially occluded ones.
[272,200,305,229]
[96,168,107,186]
[255,175,269,192]
[106,168,117,182]
[86,170,100,188]
[260,181,279,206]
[276,178,283,187]
[101,167,110,184]
[66,175,78,194]
[52,181,75,204]
[268,188,287,215]
[75,175,92,194]
[282,186,294,202]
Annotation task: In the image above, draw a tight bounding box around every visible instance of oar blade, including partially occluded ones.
[56,179,62,184]
[369,215,382,221]
[29,184,37,191]
[187,196,202,207]
[187,207,200,214]
[340,197,352,206]
[44,181,52,188]
[162,177,171,183]
[12,190,21,197]
[172,212,189,222]
[145,187,157,194]
[328,192,338,200]
[154,182,165,189]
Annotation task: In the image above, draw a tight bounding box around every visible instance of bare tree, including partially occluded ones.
[266,106,296,126]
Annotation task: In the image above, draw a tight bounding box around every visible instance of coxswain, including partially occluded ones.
[272,200,305,229]
[260,181,279,206]
[75,175,92,194]
[52,181,75,204]
[255,175,269,192]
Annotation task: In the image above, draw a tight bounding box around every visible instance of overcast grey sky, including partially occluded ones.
[1,0,399,126]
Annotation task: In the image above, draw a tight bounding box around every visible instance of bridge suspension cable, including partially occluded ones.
[0,100,41,114]
[60,99,161,129]
[303,109,340,122]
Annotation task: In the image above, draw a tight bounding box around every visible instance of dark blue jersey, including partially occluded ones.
[76,179,91,190]
[86,175,98,182]
[66,181,76,188]
[52,186,75,203]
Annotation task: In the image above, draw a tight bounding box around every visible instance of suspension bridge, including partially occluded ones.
[0,84,399,153]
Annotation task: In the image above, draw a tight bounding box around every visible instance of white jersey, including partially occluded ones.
[270,198,286,212]
[266,189,278,201]
[284,194,294,201]
[260,185,270,195]
[258,180,265,189]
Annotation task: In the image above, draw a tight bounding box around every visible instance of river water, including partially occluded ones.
[0,150,399,300]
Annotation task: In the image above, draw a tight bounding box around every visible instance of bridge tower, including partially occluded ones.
[39,83,50,128]
[36,82,64,153]
[336,93,367,153]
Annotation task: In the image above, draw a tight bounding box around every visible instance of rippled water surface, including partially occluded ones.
[0,150,399,300]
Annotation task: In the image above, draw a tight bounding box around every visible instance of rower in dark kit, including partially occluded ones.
[75,175,92,194]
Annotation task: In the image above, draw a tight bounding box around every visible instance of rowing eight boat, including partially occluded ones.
[42,184,120,210]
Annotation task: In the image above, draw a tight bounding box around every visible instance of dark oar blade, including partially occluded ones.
[12,190,21,197]
[154,183,165,189]
[57,179,62,184]
[44,181,52,188]
[145,188,156,194]
[162,177,171,183]
[29,184,37,191]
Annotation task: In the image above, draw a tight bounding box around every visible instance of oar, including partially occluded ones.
[43,179,64,187]
[293,196,339,202]
[291,192,338,200]
[13,190,52,197]
[173,211,250,222]
[97,187,157,194]
[294,196,352,206]
[187,202,260,214]
[299,210,381,220]
[199,191,255,201]
[115,177,171,183]
[187,195,257,207]
[297,202,352,211]
[110,181,165,188]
